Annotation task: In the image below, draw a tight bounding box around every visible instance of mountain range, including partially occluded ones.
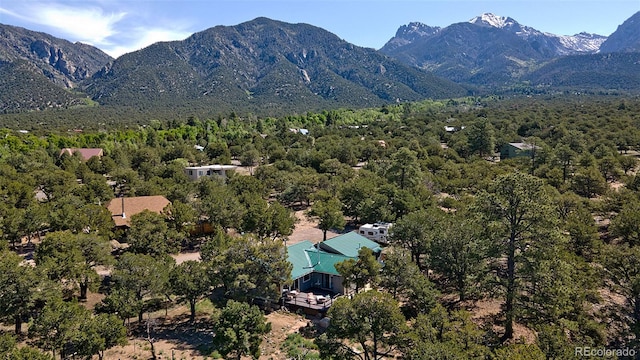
[82,17,467,115]
[379,12,640,88]
[0,11,639,117]
[600,11,640,53]
[0,24,113,112]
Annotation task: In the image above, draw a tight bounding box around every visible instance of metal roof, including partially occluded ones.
[320,231,382,258]
[287,232,382,280]
[287,242,354,279]
[508,142,540,150]
[311,252,352,275]
[184,164,237,170]
[287,241,314,279]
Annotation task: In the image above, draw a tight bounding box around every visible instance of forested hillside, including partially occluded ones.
[1,95,640,358]
[525,52,640,91]
[81,17,467,115]
[0,24,112,112]
[4,12,639,116]
[0,60,93,112]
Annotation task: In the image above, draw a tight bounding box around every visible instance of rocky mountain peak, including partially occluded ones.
[469,13,519,29]
[0,24,112,88]
[599,11,640,53]
[396,22,441,38]
[380,22,440,52]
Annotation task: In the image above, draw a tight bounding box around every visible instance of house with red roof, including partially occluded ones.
[105,195,170,229]
[59,148,104,161]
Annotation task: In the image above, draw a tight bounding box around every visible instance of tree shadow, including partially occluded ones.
[130,313,218,356]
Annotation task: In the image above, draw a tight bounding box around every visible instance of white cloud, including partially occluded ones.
[105,28,192,58]
[1,1,194,58]
[0,7,22,18]
[25,3,126,45]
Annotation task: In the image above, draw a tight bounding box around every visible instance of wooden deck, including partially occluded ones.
[283,289,340,314]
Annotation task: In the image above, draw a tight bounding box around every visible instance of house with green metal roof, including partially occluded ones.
[319,231,382,257]
[286,232,382,295]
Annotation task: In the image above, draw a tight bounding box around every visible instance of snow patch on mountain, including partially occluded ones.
[469,13,606,54]
[470,13,545,38]
[383,13,608,56]
[469,13,517,29]
[554,32,607,54]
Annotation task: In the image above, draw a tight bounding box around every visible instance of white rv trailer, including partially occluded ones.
[358,222,393,244]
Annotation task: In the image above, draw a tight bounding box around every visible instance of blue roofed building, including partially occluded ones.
[319,231,382,257]
[500,142,541,160]
[286,232,382,295]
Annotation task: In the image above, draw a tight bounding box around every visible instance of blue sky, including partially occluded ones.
[1,0,638,58]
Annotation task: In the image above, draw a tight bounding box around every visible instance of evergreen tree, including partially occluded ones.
[335,247,380,294]
[110,253,173,322]
[306,197,345,242]
[170,260,211,322]
[468,119,495,158]
[35,231,112,300]
[476,172,560,341]
[386,147,423,190]
[430,213,487,301]
[610,199,640,246]
[602,244,640,341]
[390,207,445,272]
[213,300,271,359]
[127,210,179,256]
[320,291,407,360]
[205,234,291,301]
[28,298,88,359]
[0,250,36,334]
[198,178,245,232]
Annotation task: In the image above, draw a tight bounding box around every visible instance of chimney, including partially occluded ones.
[121,196,126,219]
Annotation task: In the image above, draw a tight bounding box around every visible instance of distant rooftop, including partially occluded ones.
[59,148,104,161]
[184,164,237,170]
[509,142,541,150]
[106,195,170,227]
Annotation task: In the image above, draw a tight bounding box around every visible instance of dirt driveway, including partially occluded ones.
[171,209,340,264]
